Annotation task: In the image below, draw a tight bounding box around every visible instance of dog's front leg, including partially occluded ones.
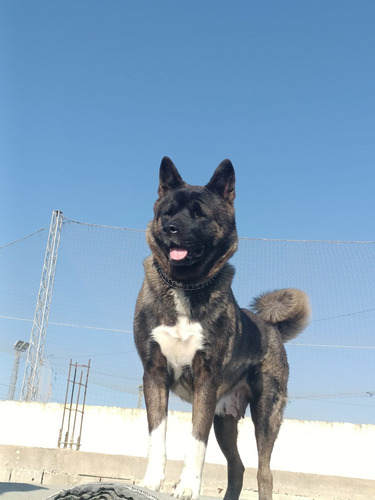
[141,347,170,492]
[174,353,220,500]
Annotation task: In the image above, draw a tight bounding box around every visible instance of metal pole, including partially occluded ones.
[58,359,73,448]
[70,370,83,449]
[8,341,29,400]
[76,359,90,451]
[65,362,77,448]
[137,385,144,409]
[8,351,21,400]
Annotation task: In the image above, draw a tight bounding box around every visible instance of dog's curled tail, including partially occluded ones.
[251,288,311,342]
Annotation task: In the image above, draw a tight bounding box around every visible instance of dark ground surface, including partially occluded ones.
[0,483,210,500]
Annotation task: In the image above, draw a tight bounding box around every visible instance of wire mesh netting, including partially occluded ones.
[0,215,374,424]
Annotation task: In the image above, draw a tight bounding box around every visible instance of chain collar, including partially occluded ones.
[155,263,217,291]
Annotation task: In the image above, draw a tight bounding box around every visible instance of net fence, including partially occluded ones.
[0,215,374,424]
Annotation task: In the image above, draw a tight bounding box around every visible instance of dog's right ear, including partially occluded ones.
[158,156,184,197]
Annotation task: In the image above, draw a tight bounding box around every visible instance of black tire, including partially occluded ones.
[47,482,171,500]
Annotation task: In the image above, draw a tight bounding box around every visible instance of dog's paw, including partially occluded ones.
[140,472,164,492]
[173,479,200,500]
[173,484,194,500]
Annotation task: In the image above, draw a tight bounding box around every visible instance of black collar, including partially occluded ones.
[155,263,217,291]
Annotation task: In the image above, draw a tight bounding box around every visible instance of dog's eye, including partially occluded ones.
[164,204,177,217]
[192,204,205,218]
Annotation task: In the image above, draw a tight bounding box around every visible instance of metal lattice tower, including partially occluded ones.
[20,210,63,401]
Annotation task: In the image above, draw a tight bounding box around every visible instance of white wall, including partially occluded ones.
[1,401,374,480]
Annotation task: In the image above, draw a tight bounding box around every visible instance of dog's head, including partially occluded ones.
[146,157,238,284]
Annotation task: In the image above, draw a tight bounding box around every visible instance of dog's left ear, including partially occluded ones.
[158,156,185,197]
[206,159,236,204]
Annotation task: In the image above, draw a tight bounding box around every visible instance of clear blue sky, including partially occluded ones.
[1,0,374,244]
[0,2,374,425]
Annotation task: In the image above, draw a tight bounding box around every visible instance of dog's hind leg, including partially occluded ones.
[141,347,170,492]
[250,377,286,500]
[213,414,244,500]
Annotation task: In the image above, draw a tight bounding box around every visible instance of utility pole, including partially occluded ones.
[8,340,29,400]
[137,385,143,409]
[20,210,63,401]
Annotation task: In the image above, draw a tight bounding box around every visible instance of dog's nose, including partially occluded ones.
[164,222,179,234]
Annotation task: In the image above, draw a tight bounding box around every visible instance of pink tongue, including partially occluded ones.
[170,248,188,261]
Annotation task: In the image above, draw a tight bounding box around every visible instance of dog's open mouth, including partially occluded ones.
[170,248,188,261]
[169,245,205,263]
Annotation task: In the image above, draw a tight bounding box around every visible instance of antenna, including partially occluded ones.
[20,210,63,401]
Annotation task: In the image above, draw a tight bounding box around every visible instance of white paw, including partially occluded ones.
[173,477,200,500]
[173,436,205,499]
[141,471,164,492]
[173,484,194,500]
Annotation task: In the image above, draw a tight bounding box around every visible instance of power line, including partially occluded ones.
[0,315,132,334]
[48,321,132,334]
[290,343,375,350]
[63,217,146,233]
[290,391,375,400]
[45,350,136,361]
[239,236,375,244]
[313,308,375,322]
[0,228,46,250]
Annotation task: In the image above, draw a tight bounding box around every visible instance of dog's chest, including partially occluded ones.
[150,290,204,379]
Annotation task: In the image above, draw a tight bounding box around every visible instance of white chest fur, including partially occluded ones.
[150,290,204,379]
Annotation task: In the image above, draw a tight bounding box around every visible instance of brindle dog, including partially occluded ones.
[134,157,310,500]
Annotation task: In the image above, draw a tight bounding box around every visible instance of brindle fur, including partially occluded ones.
[134,157,310,500]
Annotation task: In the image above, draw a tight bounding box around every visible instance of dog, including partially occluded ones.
[134,157,310,500]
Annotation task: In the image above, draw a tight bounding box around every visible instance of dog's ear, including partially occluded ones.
[206,159,236,204]
[158,157,184,197]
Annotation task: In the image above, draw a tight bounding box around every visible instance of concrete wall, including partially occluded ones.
[1,401,374,481]
[2,445,375,500]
